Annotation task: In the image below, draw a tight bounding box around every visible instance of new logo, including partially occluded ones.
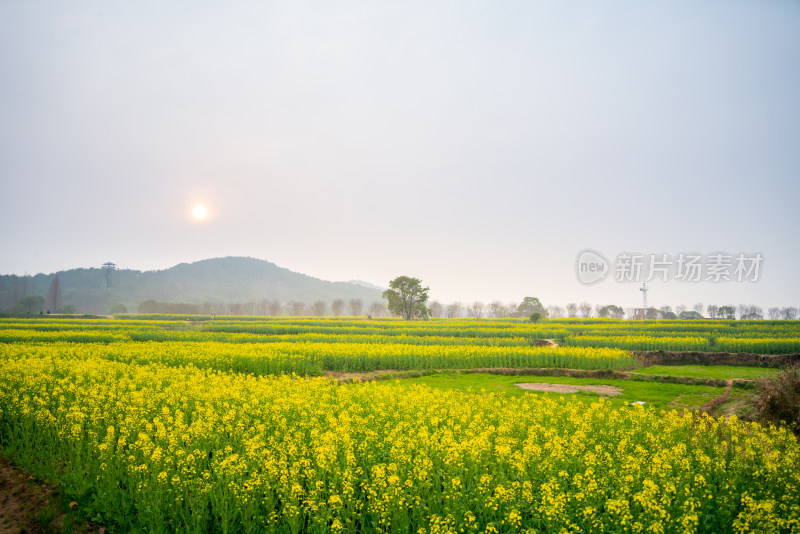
[576,249,609,285]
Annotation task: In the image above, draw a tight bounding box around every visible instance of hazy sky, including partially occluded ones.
[1,1,799,309]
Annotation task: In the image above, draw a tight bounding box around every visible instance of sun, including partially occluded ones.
[192,204,208,220]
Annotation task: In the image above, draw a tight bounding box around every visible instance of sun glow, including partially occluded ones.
[192,205,208,220]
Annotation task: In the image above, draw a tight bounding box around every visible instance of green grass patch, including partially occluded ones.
[389,372,724,410]
[632,365,781,380]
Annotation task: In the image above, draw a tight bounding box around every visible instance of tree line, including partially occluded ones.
[2,272,797,321]
[380,278,798,320]
[131,298,389,317]
[0,274,77,315]
[427,302,798,321]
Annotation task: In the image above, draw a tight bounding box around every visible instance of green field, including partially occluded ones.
[632,364,781,380]
[391,372,725,410]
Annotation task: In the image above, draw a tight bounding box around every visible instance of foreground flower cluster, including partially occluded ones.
[1,352,798,533]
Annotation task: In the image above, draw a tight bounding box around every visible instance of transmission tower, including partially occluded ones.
[640,282,648,309]
[102,262,117,293]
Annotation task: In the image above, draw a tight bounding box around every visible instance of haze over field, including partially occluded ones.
[1,1,798,309]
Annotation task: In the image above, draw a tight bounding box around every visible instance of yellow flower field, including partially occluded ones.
[0,316,798,532]
[0,352,798,533]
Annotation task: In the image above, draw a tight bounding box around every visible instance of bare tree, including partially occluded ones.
[331,299,345,316]
[368,301,386,317]
[675,304,687,316]
[446,302,463,318]
[593,304,604,318]
[311,301,327,316]
[429,301,444,318]
[737,304,748,320]
[782,307,798,320]
[504,302,517,317]
[579,302,592,318]
[467,301,484,318]
[268,301,282,316]
[660,305,673,316]
[566,303,578,318]
[693,303,704,317]
[767,307,782,320]
[547,305,564,318]
[349,298,363,316]
[287,301,305,316]
[707,304,719,319]
[486,301,503,318]
[254,299,269,315]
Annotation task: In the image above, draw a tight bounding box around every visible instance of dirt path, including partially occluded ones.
[0,456,54,534]
[324,369,407,381]
[515,382,622,396]
[700,379,734,414]
[0,457,105,534]
[529,339,559,347]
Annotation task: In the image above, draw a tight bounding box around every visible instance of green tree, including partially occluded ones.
[383,276,430,320]
[517,297,547,318]
[138,300,158,314]
[110,303,128,314]
[44,273,63,313]
[718,306,736,320]
[598,304,625,319]
[11,295,44,314]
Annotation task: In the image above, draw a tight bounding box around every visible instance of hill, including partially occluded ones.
[0,257,385,315]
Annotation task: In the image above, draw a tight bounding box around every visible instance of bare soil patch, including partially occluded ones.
[0,456,53,534]
[530,339,558,347]
[324,369,406,381]
[700,379,734,414]
[515,382,623,396]
[0,456,106,534]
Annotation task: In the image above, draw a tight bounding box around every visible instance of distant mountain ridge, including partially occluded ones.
[0,257,385,314]
[347,279,387,292]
